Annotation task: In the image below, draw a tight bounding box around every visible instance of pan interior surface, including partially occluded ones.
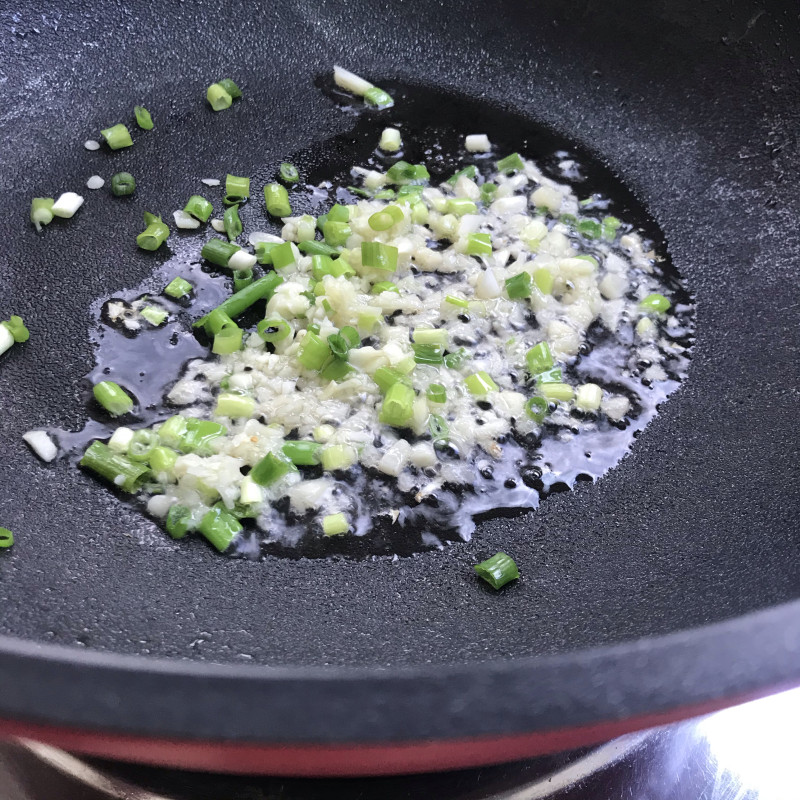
[0,0,798,679]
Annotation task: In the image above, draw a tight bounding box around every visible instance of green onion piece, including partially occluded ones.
[474,552,519,589]
[371,280,400,295]
[310,254,336,280]
[640,293,671,313]
[1,315,30,343]
[296,215,317,242]
[30,197,54,231]
[148,445,178,476]
[111,172,136,196]
[465,233,492,256]
[329,257,356,278]
[143,211,161,226]
[428,413,449,444]
[602,215,621,240]
[373,366,409,394]
[100,123,133,150]
[380,381,415,427]
[225,174,250,198]
[217,78,242,99]
[327,333,350,360]
[505,271,532,299]
[307,323,321,335]
[535,367,563,384]
[206,309,237,335]
[298,331,331,370]
[279,162,299,184]
[323,221,351,247]
[447,165,478,185]
[339,326,360,348]
[533,268,554,295]
[198,505,242,552]
[396,184,424,201]
[165,505,193,539]
[574,254,599,268]
[181,419,227,455]
[386,161,430,185]
[322,513,349,536]
[207,83,232,110]
[539,382,574,402]
[158,415,188,448]
[270,241,296,270]
[133,105,153,130]
[368,210,394,231]
[480,183,498,205]
[363,86,394,108]
[560,213,577,227]
[128,429,159,462]
[379,127,402,151]
[426,383,447,404]
[347,186,372,198]
[413,328,448,347]
[140,305,167,326]
[233,269,253,292]
[255,241,280,264]
[443,348,469,370]
[526,342,554,374]
[184,195,213,222]
[251,451,298,486]
[93,381,134,417]
[264,183,291,217]
[327,203,350,222]
[320,356,353,382]
[577,219,602,239]
[447,198,477,217]
[298,240,339,257]
[257,318,291,342]
[525,396,548,423]
[223,204,243,241]
[361,241,398,271]
[320,444,357,471]
[136,221,169,251]
[0,528,15,548]
[496,152,525,174]
[213,325,243,355]
[80,440,149,493]
[221,194,244,207]
[201,238,240,267]
[282,440,322,466]
[445,295,469,309]
[215,392,254,417]
[465,371,498,395]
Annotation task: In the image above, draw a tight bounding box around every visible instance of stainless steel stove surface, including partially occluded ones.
[2,687,799,800]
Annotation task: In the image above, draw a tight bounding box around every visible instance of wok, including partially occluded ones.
[0,0,799,777]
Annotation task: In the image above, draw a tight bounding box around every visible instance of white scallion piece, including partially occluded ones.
[86,175,105,190]
[210,218,226,233]
[248,231,283,246]
[107,426,135,453]
[379,127,402,152]
[0,325,14,356]
[173,210,201,229]
[83,139,100,151]
[575,384,603,412]
[51,192,84,218]
[201,178,221,186]
[465,134,491,152]
[22,430,57,462]
[227,249,258,271]
[333,65,374,96]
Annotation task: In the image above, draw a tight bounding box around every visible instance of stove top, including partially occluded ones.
[3,686,799,800]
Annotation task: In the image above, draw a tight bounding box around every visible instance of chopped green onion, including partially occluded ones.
[539,382,574,402]
[100,123,133,150]
[184,195,213,222]
[215,392,254,417]
[379,127,402,151]
[111,172,136,196]
[474,552,519,589]
[166,505,193,539]
[525,396,548,422]
[0,528,13,549]
[480,183,498,206]
[496,152,525,174]
[201,238,240,267]
[380,381,415,427]
[574,254,599,268]
[327,204,350,222]
[327,333,350,360]
[93,381,134,417]
[158,415,188,448]
[148,445,177,476]
[412,342,444,365]
[282,440,322,466]
[264,183,292,217]
[80,440,149,493]
[1,315,30,343]
[271,241,297,270]
[181,419,226,455]
[443,348,469,370]
[445,294,469,309]
[413,327,448,347]
[533,268,554,295]
[368,210,394,231]
[428,413,449,444]
[386,161,430,185]
[535,367,563,384]
[207,83,232,110]
[223,204,242,241]
[206,309,237,335]
[396,184,424,201]
[30,197,54,231]
[133,105,153,130]
[357,306,383,331]
[198,505,242,552]
[320,444,357,471]
[466,233,492,256]
[254,241,280,264]
[323,221,351,247]
[136,220,169,251]
[373,366,410,394]
[310,254,336,279]
[279,162,299,184]
[233,269,253,292]
[577,219,602,239]
[322,512,349,536]
[361,241,398,271]
[298,240,339,257]
[140,305,167,326]
[128,429,159,462]
[447,198,477,217]
[252,451,298,486]
[225,174,250,199]
[320,356,353,382]
[640,293,671,313]
[602,216,621,240]
[505,271,532,299]
[526,342,553,374]
[257,318,291,342]
[465,371,498,395]
[363,86,394,108]
[371,280,400,294]
[447,165,478,185]
[217,78,242,99]
[298,331,331,370]
[143,211,161,226]
[426,383,447,404]
[212,325,243,354]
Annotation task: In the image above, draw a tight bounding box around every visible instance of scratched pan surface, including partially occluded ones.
[0,0,799,776]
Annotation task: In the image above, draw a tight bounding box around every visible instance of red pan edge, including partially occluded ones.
[0,684,790,777]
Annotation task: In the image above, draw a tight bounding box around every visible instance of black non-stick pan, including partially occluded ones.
[0,0,799,777]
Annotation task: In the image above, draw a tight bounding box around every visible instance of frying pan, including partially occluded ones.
[1,0,799,778]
